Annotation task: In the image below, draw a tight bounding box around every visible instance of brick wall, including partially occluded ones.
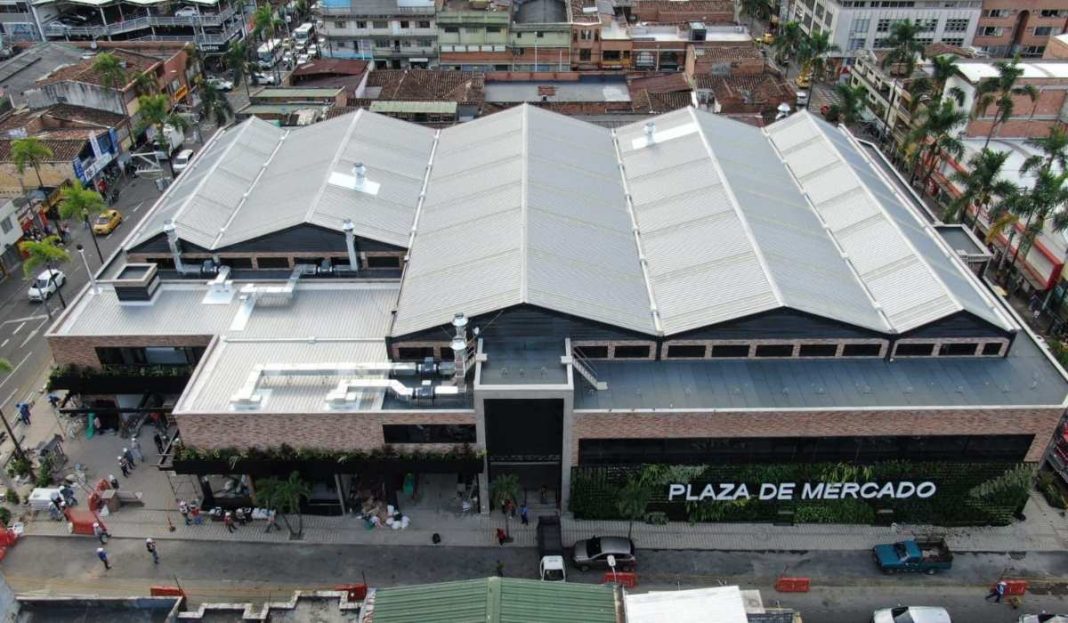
[48,334,214,369]
[571,407,1064,463]
[175,410,478,451]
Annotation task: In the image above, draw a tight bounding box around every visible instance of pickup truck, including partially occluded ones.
[537,515,566,582]
[873,538,953,575]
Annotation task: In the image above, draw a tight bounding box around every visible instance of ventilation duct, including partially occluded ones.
[342,219,359,273]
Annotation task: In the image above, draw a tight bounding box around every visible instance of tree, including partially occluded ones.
[973,56,1039,148]
[907,98,967,193]
[253,4,284,83]
[226,41,254,97]
[254,471,312,538]
[928,54,965,105]
[738,0,774,31]
[57,185,107,262]
[19,235,70,311]
[771,21,803,68]
[616,478,651,541]
[1008,169,1068,276]
[830,83,867,126]
[798,31,840,84]
[1023,126,1068,176]
[11,137,53,190]
[136,93,189,177]
[881,20,923,77]
[133,71,158,96]
[946,148,1017,227]
[200,83,233,126]
[91,52,128,91]
[490,473,521,538]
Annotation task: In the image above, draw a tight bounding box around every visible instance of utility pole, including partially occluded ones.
[0,407,28,466]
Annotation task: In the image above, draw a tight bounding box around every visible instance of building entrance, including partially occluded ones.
[485,399,563,507]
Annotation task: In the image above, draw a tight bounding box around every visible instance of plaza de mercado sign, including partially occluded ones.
[667,481,938,502]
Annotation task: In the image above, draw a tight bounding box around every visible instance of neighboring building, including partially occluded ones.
[948,59,1068,140]
[35,0,246,54]
[0,0,52,43]
[797,0,981,63]
[235,87,348,126]
[510,0,572,71]
[287,58,372,101]
[849,48,920,144]
[317,0,437,69]
[686,42,766,77]
[632,0,734,24]
[47,105,1068,524]
[1045,31,1068,56]
[703,72,795,120]
[974,0,1068,58]
[349,68,485,122]
[437,0,511,71]
[0,43,93,107]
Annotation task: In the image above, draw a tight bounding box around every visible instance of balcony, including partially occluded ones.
[44,7,238,39]
[373,45,437,56]
[316,4,435,17]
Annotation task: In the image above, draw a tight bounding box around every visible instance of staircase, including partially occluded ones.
[570,348,607,391]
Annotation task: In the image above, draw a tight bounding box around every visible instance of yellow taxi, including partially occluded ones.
[795,71,812,88]
[92,209,123,235]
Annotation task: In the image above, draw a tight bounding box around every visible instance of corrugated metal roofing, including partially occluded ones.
[765,112,1014,333]
[128,110,435,252]
[363,578,620,623]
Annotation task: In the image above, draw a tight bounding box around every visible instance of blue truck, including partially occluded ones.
[873,538,953,574]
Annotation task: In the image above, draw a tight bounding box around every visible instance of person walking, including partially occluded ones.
[265,509,280,533]
[519,503,529,526]
[986,580,1007,603]
[145,538,159,564]
[178,500,190,525]
[129,437,144,464]
[47,394,60,410]
[118,456,130,478]
[495,560,504,577]
[224,511,236,533]
[122,447,136,468]
[96,547,110,570]
[15,403,29,426]
[92,522,110,544]
[153,432,165,455]
[108,473,120,490]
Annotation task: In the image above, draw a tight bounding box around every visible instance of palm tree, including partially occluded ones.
[738,0,773,32]
[91,52,128,91]
[1008,169,1068,276]
[616,478,651,541]
[133,70,157,96]
[200,83,233,126]
[253,4,284,83]
[830,83,867,125]
[1023,126,1068,175]
[946,149,1017,228]
[928,54,966,105]
[57,185,107,262]
[490,473,521,538]
[907,98,967,193]
[973,56,1039,148]
[136,93,189,177]
[798,31,840,84]
[19,235,70,312]
[254,471,312,538]
[881,20,923,77]
[11,137,53,190]
[226,41,254,97]
[772,21,803,68]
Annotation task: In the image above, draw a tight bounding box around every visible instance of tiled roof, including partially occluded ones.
[44,104,125,127]
[0,136,87,162]
[699,45,765,63]
[925,42,975,58]
[291,58,369,78]
[629,88,692,113]
[709,72,793,103]
[35,48,162,90]
[628,72,692,94]
[367,69,485,105]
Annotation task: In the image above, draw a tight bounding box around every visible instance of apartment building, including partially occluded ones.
[974,0,1068,57]
[437,0,510,70]
[796,0,981,62]
[509,0,572,71]
[947,59,1068,139]
[318,0,437,69]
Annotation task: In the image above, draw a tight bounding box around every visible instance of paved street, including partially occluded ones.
[5,537,1068,620]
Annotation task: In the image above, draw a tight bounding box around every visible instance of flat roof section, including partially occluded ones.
[936,225,990,258]
[479,338,569,386]
[484,81,631,103]
[574,331,1068,410]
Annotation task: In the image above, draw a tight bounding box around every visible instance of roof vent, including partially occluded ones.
[644,121,656,144]
[101,263,160,304]
[327,161,380,196]
[354,162,367,188]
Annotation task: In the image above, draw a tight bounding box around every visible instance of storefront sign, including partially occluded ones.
[667,481,937,502]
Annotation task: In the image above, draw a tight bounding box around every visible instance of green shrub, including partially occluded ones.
[1038,472,1067,509]
[4,489,18,505]
[0,507,11,526]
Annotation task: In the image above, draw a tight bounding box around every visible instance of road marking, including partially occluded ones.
[0,353,32,393]
[0,315,47,326]
[0,339,8,349]
[131,200,145,213]
[18,330,37,349]
[11,322,25,335]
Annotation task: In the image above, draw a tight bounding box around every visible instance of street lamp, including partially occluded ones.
[82,208,104,264]
[0,406,27,467]
[77,244,98,294]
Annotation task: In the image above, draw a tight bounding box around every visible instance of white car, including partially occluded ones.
[27,268,66,302]
[173,149,195,174]
[206,77,233,91]
[296,53,309,65]
[872,606,951,623]
[306,44,318,57]
[174,6,199,17]
[253,72,277,85]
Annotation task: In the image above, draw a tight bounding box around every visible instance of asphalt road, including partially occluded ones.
[5,537,1068,621]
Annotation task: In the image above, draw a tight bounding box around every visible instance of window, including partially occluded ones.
[536,31,544,38]
[849,37,867,50]
[942,37,964,46]
[939,342,979,356]
[579,29,592,40]
[334,20,346,28]
[983,8,1009,17]
[917,18,937,31]
[1033,26,1054,36]
[366,255,401,268]
[842,343,881,357]
[356,20,366,28]
[224,257,253,269]
[666,344,706,358]
[814,4,824,18]
[849,16,869,33]
[383,424,476,444]
[256,257,289,269]
[375,39,391,48]
[486,26,501,33]
[0,216,11,235]
[798,344,837,357]
[579,48,591,61]
[895,342,936,356]
[1040,9,1065,17]
[397,346,436,360]
[372,20,387,28]
[981,342,1004,356]
[1022,45,1046,56]
[710,344,749,358]
[603,50,621,60]
[979,26,1004,37]
[943,18,968,31]
[614,345,651,358]
[876,18,892,32]
[443,26,459,33]
[575,345,608,359]
[418,20,431,27]
[417,38,433,47]
[399,20,409,28]
[754,344,794,358]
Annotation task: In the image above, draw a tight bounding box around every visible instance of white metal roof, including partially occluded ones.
[956,60,1068,82]
[625,586,749,623]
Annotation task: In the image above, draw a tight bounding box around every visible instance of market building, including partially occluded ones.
[46,104,1068,524]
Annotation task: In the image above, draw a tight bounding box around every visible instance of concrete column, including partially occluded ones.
[475,393,489,515]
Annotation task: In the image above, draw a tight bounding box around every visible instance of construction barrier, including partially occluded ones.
[334,584,368,601]
[601,572,638,588]
[65,508,104,536]
[150,586,186,598]
[0,528,18,547]
[1003,580,1029,596]
[775,577,811,593]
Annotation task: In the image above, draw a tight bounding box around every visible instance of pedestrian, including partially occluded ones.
[178,500,190,525]
[108,473,119,490]
[92,522,109,544]
[495,527,507,545]
[129,437,143,463]
[519,503,529,526]
[60,223,70,244]
[92,415,102,434]
[118,456,130,478]
[224,511,236,533]
[122,447,135,468]
[265,509,279,533]
[60,484,76,506]
[495,560,504,577]
[82,208,90,229]
[190,503,202,525]
[47,394,60,410]
[986,580,1007,603]
[96,547,110,570]
[153,432,165,455]
[16,403,29,426]
[145,538,158,564]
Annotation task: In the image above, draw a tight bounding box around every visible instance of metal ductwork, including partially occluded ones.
[451,312,469,392]
[353,162,367,189]
[162,220,187,273]
[644,121,656,144]
[342,219,359,273]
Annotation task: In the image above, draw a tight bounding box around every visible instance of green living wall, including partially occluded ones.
[569,462,1033,526]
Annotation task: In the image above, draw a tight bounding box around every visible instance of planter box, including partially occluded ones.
[173,455,484,477]
[51,371,192,395]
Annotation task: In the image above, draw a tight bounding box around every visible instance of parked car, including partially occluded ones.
[572,536,635,572]
[252,72,277,85]
[306,44,318,57]
[173,149,195,174]
[1020,616,1068,623]
[296,53,310,65]
[206,77,233,91]
[27,269,66,302]
[92,209,123,235]
[872,606,951,623]
[174,6,199,17]
[873,538,953,575]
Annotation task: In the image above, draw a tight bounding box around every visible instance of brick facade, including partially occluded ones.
[175,410,478,451]
[570,407,1064,464]
[48,334,214,369]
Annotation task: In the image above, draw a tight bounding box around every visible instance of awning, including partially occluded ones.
[64,0,115,7]
[124,0,169,5]
[186,0,221,6]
